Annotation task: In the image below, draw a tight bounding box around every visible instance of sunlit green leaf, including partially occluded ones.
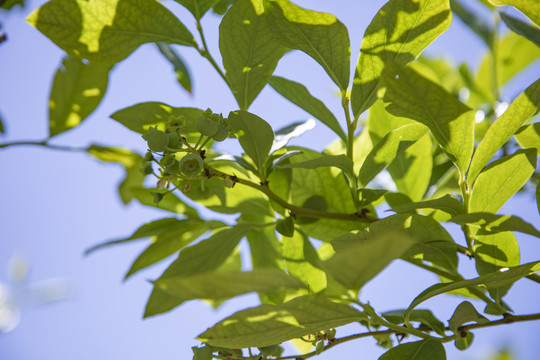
[470,149,537,213]
[450,212,540,238]
[174,0,219,19]
[379,339,446,360]
[406,261,540,319]
[325,229,415,290]
[156,42,192,93]
[87,145,146,204]
[381,61,474,175]
[283,232,326,293]
[144,225,252,317]
[27,0,196,65]
[489,0,540,25]
[382,309,446,336]
[155,269,304,302]
[266,0,350,90]
[268,76,345,140]
[515,122,540,152]
[49,56,109,136]
[271,120,315,154]
[198,295,366,348]
[500,11,540,47]
[230,110,274,176]
[220,0,286,110]
[351,0,452,117]
[358,123,428,187]
[468,79,540,183]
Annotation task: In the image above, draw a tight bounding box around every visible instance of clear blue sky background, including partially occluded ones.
[0,0,539,359]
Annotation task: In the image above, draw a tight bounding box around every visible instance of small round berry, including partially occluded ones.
[179,153,204,177]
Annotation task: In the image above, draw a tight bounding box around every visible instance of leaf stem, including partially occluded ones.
[0,140,88,152]
[341,91,361,211]
[195,20,232,91]
[205,165,377,223]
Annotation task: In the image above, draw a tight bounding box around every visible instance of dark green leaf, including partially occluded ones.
[49,56,109,136]
[390,194,464,217]
[455,331,474,351]
[155,269,304,302]
[278,154,353,175]
[382,309,446,336]
[379,340,446,360]
[448,301,488,334]
[174,0,219,19]
[268,76,345,140]
[27,0,196,65]
[406,261,540,320]
[489,0,540,26]
[381,62,474,175]
[130,187,199,217]
[219,0,286,110]
[468,79,540,183]
[450,0,492,45]
[358,123,428,187]
[450,212,540,238]
[470,149,537,213]
[500,11,540,47]
[276,217,294,237]
[86,145,145,204]
[351,0,452,117]
[266,0,350,90]
[198,295,366,348]
[515,122,540,152]
[325,229,415,290]
[144,225,252,317]
[156,42,192,93]
[230,110,274,176]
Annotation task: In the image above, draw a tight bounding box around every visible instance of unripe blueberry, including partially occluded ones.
[160,154,176,168]
[167,132,183,150]
[195,115,219,137]
[167,114,185,132]
[212,124,228,142]
[165,160,180,175]
[146,130,169,152]
[179,153,204,177]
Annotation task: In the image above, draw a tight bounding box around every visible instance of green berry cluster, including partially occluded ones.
[195,108,230,142]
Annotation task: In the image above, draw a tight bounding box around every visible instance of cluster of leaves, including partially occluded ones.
[5,0,540,359]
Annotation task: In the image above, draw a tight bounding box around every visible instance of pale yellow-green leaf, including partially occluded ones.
[515,122,540,152]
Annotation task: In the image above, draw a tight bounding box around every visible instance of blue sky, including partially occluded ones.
[0,0,539,359]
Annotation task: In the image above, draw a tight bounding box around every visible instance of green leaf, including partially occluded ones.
[351,0,452,117]
[86,145,145,204]
[266,0,350,90]
[381,61,475,175]
[156,42,192,93]
[278,154,353,175]
[390,194,464,217]
[144,225,252,317]
[450,212,540,238]
[358,123,428,187]
[268,76,345,140]
[379,340,446,360]
[468,79,540,183]
[448,301,488,334]
[475,32,540,99]
[174,0,219,19]
[500,11,540,47]
[129,187,199,217]
[155,269,304,303]
[197,295,366,348]
[125,220,210,278]
[27,0,196,65]
[230,110,274,176]
[450,0,492,45]
[219,0,286,110]
[515,122,540,152]
[271,120,316,154]
[406,261,540,319]
[455,332,474,351]
[49,56,109,137]
[489,0,540,25]
[0,114,5,135]
[474,231,520,301]
[110,102,203,141]
[470,149,537,213]
[324,229,415,290]
[382,309,446,336]
[283,232,327,293]
[275,217,294,237]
